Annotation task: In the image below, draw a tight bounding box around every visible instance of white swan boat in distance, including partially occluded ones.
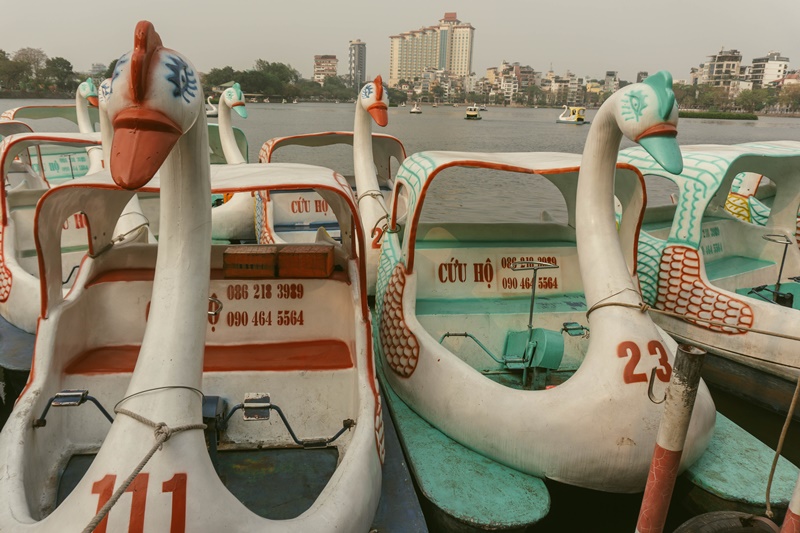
[257,130,405,244]
[374,72,717,495]
[0,21,382,532]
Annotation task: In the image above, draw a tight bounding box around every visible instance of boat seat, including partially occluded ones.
[704,255,775,282]
[65,340,354,375]
[416,294,587,316]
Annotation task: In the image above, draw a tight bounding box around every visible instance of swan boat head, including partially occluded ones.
[220,82,248,118]
[611,71,682,174]
[107,21,202,189]
[358,75,389,127]
[77,77,99,108]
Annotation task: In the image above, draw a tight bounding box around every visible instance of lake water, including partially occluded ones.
[3,98,800,529]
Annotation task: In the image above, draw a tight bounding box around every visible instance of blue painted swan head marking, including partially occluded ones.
[359,75,389,127]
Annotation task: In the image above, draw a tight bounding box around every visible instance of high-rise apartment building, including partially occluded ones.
[389,12,475,87]
[313,55,338,85]
[701,49,743,91]
[349,40,367,89]
[751,51,789,88]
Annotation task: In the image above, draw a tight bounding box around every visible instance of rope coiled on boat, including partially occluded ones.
[81,405,206,533]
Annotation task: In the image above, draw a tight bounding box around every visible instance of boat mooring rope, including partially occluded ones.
[587,291,800,348]
[81,407,206,533]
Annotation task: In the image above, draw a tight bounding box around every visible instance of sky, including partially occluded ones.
[2,0,799,84]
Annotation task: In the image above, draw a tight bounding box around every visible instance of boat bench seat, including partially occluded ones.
[65,340,354,375]
[704,255,775,282]
[415,293,587,316]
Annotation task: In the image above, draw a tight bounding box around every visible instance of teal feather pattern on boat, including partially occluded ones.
[637,231,666,306]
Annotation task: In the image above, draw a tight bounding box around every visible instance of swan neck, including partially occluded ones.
[218,99,245,164]
[575,97,638,308]
[353,102,375,188]
[126,113,212,399]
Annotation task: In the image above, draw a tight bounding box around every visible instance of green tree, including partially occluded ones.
[13,47,47,84]
[43,57,76,91]
[779,85,800,112]
[104,60,117,79]
[202,66,236,89]
[387,87,406,105]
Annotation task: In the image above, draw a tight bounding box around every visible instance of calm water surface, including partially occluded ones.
[3,98,800,527]
[4,98,799,221]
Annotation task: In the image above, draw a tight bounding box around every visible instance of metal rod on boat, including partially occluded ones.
[782,477,800,532]
[635,344,706,533]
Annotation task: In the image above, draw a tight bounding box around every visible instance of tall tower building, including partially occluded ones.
[313,55,338,85]
[389,12,475,86]
[349,39,367,89]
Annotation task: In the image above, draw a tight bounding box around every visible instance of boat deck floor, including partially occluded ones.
[57,448,339,520]
[735,281,800,310]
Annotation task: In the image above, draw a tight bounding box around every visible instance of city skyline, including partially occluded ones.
[2,0,798,84]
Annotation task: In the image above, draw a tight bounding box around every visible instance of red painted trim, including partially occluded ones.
[636,444,682,533]
[403,161,646,274]
[16,316,42,403]
[783,509,800,533]
[65,340,354,375]
[259,131,406,163]
[406,162,582,273]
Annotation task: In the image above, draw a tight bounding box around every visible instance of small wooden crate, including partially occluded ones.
[223,245,278,279]
[278,244,334,278]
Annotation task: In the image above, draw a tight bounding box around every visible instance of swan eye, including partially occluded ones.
[360,84,374,100]
[165,54,198,103]
[621,89,647,123]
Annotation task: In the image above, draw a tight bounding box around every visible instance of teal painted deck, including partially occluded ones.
[684,413,798,509]
[735,282,800,310]
[705,255,774,281]
[416,293,587,315]
[377,363,551,529]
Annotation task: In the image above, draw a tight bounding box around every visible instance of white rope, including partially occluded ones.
[81,408,206,533]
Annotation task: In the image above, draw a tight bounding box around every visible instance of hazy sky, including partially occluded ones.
[2,0,799,83]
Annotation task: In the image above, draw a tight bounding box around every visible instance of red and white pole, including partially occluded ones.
[782,475,800,532]
[635,344,706,533]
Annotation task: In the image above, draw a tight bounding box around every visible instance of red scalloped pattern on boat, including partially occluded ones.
[258,139,277,163]
[0,225,11,302]
[374,375,385,464]
[379,264,420,377]
[656,245,752,334]
[255,190,276,244]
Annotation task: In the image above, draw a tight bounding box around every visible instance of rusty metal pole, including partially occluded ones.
[635,344,706,533]
[782,476,800,532]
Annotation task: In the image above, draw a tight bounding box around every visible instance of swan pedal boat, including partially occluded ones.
[0,21,383,531]
[372,148,718,488]
[556,105,589,125]
[257,131,405,244]
[0,131,151,334]
[620,141,800,418]
[0,166,385,532]
[373,73,799,525]
[373,150,799,526]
